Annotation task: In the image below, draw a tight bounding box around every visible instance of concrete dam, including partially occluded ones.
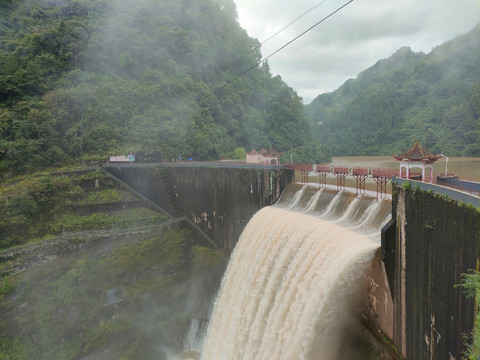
[103,163,293,249]
[103,164,480,359]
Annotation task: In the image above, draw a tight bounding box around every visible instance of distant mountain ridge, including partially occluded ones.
[305,23,480,156]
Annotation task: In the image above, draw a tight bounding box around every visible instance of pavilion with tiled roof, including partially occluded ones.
[393,141,443,183]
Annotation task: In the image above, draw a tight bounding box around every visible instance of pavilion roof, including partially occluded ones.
[266,147,280,156]
[393,141,443,162]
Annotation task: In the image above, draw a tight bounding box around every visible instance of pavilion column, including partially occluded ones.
[406,164,410,179]
[422,163,426,182]
[430,165,434,183]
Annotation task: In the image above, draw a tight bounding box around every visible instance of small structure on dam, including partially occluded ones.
[246,147,282,165]
[393,141,442,183]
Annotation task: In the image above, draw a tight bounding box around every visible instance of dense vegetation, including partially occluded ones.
[306,23,480,157]
[0,0,318,176]
[0,168,168,248]
[0,223,227,359]
[457,270,480,359]
[0,167,227,359]
[279,140,331,164]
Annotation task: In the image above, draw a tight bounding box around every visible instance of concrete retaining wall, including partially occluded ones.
[437,177,480,194]
[394,177,480,207]
[387,185,480,359]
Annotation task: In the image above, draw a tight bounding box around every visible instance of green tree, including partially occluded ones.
[0,0,319,174]
[280,140,331,164]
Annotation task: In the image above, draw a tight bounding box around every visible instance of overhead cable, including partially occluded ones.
[165,0,354,122]
[228,0,330,72]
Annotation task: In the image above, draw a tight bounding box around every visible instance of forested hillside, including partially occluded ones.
[305,23,480,156]
[0,0,313,176]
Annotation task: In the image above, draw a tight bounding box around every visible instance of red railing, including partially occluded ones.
[287,165,398,179]
[315,165,331,173]
[287,164,397,198]
[333,166,349,174]
[352,167,369,176]
[372,168,399,178]
[287,164,479,199]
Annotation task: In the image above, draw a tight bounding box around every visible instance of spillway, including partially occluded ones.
[200,184,392,360]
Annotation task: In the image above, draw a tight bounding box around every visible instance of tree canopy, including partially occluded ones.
[0,0,313,175]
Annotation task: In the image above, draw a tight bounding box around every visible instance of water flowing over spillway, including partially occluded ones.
[200,184,392,360]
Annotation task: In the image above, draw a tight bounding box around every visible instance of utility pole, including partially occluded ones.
[443,154,449,176]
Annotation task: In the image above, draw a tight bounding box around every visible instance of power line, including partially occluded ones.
[260,0,330,48]
[165,0,330,120]
[226,0,330,73]
[165,0,354,122]
[261,0,354,68]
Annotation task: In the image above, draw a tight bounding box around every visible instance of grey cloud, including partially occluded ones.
[236,0,480,103]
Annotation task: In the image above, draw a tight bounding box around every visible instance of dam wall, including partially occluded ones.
[103,165,294,249]
[102,165,480,358]
[385,182,480,359]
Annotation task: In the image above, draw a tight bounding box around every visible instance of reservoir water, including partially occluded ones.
[331,156,480,180]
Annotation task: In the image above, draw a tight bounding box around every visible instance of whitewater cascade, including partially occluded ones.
[200,184,392,360]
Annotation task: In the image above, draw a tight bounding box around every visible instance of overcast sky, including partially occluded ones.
[234,0,480,103]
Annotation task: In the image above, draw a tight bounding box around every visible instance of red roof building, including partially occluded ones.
[246,147,282,165]
[393,141,442,183]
